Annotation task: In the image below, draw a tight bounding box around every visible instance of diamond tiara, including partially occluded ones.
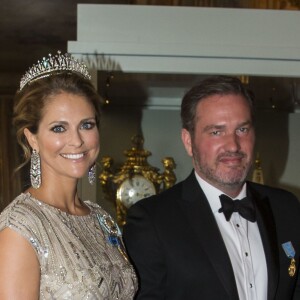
[19,51,91,91]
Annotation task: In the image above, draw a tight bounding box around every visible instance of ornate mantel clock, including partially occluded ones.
[99,135,176,226]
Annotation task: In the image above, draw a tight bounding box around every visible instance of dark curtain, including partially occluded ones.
[131,0,299,10]
[0,96,21,212]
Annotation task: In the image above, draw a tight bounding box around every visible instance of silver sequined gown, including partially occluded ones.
[0,193,138,299]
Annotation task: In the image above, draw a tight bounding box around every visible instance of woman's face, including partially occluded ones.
[26,92,100,184]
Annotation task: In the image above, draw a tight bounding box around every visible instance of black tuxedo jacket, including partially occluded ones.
[123,172,300,300]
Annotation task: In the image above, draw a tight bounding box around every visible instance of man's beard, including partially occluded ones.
[192,145,251,189]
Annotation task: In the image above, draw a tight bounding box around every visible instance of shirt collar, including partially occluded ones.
[194,170,247,213]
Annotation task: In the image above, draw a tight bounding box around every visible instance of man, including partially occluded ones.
[123,76,300,300]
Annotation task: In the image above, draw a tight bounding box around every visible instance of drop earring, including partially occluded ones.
[88,163,96,185]
[30,149,41,189]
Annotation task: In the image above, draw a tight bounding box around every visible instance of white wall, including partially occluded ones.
[141,109,191,182]
[279,113,300,197]
[69,4,300,77]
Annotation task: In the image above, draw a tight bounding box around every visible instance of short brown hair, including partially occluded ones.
[181,75,255,137]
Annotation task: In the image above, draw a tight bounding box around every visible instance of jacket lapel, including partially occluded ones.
[178,175,280,299]
[247,184,279,300]
[179,172,240,300]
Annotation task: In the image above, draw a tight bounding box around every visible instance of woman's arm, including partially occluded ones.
[0,228,40,300]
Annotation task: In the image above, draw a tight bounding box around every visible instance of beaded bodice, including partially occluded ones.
[0,193,137,299]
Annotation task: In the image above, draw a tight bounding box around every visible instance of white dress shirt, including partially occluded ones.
[195,172,268,300]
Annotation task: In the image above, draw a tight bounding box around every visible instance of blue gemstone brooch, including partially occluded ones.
[97,213,129,262]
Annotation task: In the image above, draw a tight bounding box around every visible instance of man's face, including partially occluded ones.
[182,93,255,193]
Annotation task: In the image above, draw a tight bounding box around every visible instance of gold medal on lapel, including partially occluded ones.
[282,241,296,277]
[288,258,296,277]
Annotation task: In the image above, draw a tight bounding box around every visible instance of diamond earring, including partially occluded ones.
[30,149,41,189]
[88,163,96,185]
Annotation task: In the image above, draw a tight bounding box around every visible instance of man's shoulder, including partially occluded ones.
[130,171,197,214]
[138,179,184,207]
[248,181,297,196]
[247,181,299,207]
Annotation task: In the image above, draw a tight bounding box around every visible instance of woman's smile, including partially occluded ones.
[60,152,87,160]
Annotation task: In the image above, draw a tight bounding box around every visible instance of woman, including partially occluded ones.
[0,51,137,299]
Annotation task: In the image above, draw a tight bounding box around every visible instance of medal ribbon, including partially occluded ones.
[97,214,129,262]
[282,241,296,277]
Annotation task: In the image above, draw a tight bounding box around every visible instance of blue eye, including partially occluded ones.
[51,125,65,133]
[81,122,96,130]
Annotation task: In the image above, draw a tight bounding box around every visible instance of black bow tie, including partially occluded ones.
[218,194,256,222]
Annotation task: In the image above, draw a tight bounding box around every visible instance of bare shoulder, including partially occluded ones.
[0,227,40,299]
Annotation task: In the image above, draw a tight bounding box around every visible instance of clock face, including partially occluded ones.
[117,175,156,208]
